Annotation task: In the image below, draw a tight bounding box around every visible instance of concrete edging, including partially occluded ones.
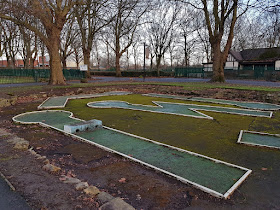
[13,110,252,199]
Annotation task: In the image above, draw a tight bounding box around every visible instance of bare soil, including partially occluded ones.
[0,84,279,209]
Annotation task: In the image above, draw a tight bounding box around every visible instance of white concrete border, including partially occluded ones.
[37,91,132,109]
[13,110,252,199]
[157,101,272,118]
[237,130,280,150]
[87,100,213,120]
[87,100,272,118]
[143,93,280,111]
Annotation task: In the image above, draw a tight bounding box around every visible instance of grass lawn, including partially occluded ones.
[63,94,280,168]
[0,77,35,84]
[67,81,280,92]
[61,94,280,202]
[2,80,280,96]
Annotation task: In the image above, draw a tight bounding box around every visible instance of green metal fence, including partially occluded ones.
[0,68,85,84]
[174,66,279,80]
[174,67,204,78]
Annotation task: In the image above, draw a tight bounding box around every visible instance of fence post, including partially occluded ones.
[202,68,204,78]
[34,69,38,82]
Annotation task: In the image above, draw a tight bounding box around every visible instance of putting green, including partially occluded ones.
[13,110,251,199]
[238,130,280,149]
[38,91,131,109]
[87,100,272,118]
[144,93,280,110]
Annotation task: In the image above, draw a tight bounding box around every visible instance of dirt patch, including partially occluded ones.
[57,143,108,164]
[0,132,99,209]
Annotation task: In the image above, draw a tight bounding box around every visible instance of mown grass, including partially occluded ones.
[1,80,280,96]
[0,77,35,84]
[146,82,280,92]
[65,81,280,92]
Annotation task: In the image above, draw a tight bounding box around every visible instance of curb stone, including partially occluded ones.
[7,137,29,150]
[62,176,81,184]
[99,197,135,210]
[83,185,100,196]
[97,192,114,204]
[42,163,61,173]
[75,182,89,190]
[2,129,136,209]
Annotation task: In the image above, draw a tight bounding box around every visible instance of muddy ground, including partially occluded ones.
[0,84,279,209]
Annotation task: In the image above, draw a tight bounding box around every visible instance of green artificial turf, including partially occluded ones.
[13,93,280,202]
[63,94,280,171]
[13,110,249,196]
[241,132,280,149]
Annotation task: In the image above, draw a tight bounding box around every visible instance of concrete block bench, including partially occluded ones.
[64,119,102,134]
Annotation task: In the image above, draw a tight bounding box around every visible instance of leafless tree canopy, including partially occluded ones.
[0,0,279,83]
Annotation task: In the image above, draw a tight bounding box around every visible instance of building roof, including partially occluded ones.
[229,49,243,61]
[241,47,280,61]
[230,47,280,63]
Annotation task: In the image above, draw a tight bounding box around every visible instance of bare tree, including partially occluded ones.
[196,16,212,63]
[106,0,149,76]
[147,1,179,76]
[74,0,112,77]
[260,6,280,48]
[233,15,263,50]
[0,0,79,84]
[90,37,102,70]
[19,26,38,68]
[60,18,79,69]
[0,27,3,59]
[178,7,197,66]
[70,36,83,69]
[131,38,141,70]
[1,21,20,67]
[200,0,251,82]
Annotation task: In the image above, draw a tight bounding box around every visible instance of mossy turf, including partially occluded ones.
[63,94,280,202]
[63,94,280,166]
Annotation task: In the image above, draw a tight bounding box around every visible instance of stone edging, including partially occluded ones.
[1,128,135,210]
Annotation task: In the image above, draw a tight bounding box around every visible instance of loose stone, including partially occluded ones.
[83,186,100,197]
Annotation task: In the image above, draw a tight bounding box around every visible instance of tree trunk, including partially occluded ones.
[83,49,91,78]
[47,33,66,85]
[184,35,188,66]
[210,43,225,83]
[62,57,67,69]
[115,53,122,77]
[106,43,110,69]
[24,52,31,69]
[150,54,153,70]
[30,58,35,68]
[156,55,162,77]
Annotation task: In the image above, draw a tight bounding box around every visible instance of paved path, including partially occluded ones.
[91,76,280,87]
[0,76,280,88]
[0,175,30,210]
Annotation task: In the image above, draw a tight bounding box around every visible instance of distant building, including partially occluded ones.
[0,60,8,68]
[0,56,49,68]
[37,56,49,67]
[203,47,280,72]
